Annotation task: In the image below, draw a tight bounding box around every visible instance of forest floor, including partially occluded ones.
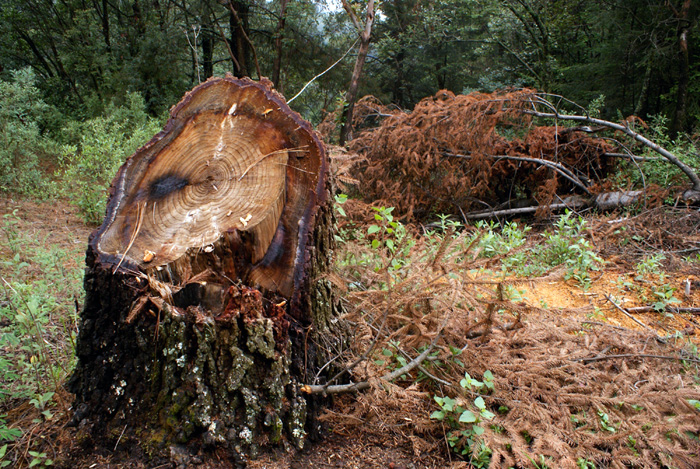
[1,195,699,468]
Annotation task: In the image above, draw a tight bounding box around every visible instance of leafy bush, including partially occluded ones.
[59,92,163,224]
[618,114,700,190]
[0,68,58,196]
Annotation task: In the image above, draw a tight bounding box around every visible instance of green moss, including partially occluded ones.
[245,318,276,359]
[225,347,254,392]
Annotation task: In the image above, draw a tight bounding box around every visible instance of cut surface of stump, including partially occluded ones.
[69,75,344,465]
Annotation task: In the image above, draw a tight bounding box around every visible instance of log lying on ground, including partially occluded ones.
[68,75,344,465]
[462,191,647,220]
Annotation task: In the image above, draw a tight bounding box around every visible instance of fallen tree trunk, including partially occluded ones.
[462,191,646,220]
[68,75,344,465]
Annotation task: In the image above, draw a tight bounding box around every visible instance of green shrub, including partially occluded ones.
[59,93,163,224]
[0,68,58,196]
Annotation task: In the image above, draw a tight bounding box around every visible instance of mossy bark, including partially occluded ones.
[67,76,345,466]
[68,188,344,466]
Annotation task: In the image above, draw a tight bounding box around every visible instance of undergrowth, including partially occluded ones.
[58,93,163,224]
[0,208,85,467]
[332,198,700,467]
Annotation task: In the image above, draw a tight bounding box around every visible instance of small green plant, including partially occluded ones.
[597,410,618,433]
[577,457,596,469]
[635,253,666,277]
[651,283,681,314]
[28,450,53,467]
[527,454,553,469]
[474,220,530,259]
[29,391,55,422]
[430,371,496,465]
[0,415,22,442]
[538,211,603,289]
[366,206,415,272]
[333,193,348,217]
[0,444,12,468]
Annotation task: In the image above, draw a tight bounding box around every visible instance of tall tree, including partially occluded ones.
[340,0,375,144]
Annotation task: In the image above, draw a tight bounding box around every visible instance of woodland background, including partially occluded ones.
[1,0,700,468]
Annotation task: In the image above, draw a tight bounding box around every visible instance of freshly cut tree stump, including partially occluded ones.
[68,75,344,465]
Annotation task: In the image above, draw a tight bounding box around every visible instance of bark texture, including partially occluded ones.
[68,75,344,466]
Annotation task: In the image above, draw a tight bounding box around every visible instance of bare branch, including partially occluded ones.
[524,94,700,191]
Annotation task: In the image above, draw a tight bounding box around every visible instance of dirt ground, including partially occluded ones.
[2,196,699,468]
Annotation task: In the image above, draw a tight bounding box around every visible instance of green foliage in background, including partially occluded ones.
[58,93,163,224]
[0,69,58,196]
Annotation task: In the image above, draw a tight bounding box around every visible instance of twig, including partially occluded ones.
[577,353,700,364]
[524,95,700,191]
[303,305,451,395]
[444,152,591,194]
[287,39,359,104]
[463,199,588,220]
[114,424,127,451]
[300,338,441,395]
[603,294,664,342]
[626,306,700,315]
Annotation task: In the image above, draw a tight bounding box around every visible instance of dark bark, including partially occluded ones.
[202,23,214,79]
[271,0,289,90]
[68,76,345,464]
[669,0,695,137]
[229,1,251,77]
[339,0,375,145]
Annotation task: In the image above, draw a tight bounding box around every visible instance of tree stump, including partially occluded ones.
[68,75,344,465]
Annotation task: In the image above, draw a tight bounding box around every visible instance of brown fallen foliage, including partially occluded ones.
[325,208,700,468]
[347,90,617,221]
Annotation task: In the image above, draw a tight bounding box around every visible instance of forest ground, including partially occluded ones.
[1,194,699,468]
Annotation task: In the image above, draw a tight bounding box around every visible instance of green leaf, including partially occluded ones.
[430,410,445,420]
[474,396,486,410]
[472,425,485,435]
[367,225,380,235]
[371,239,380,249]
[483,370,494,382]
[442,397,456,412]
[481,410,496,420]
[459,410,477,423]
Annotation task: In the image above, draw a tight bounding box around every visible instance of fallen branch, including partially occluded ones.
[300,339,439,395]
[625,306,700,315]
[604,294,665,343]
[525,94,700,192]
[577,353,700,365]
[462,190,648,219]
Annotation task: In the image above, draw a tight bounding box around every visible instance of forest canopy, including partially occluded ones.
[0,0,698,132]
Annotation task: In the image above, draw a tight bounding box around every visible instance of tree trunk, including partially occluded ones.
[68,75,345,465]
[271,0,289,91]
[229,1,251,77]
[202,23,214,79]
[339,0,375,145]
